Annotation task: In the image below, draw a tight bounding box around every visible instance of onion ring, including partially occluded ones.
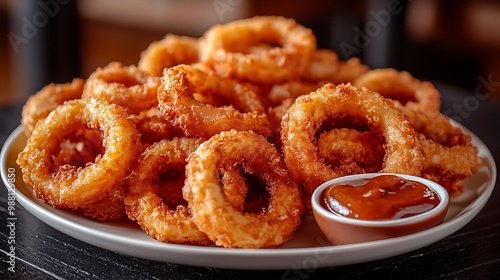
[419,134,480,195]
[138,34,200,77]
[354,68,441,112]
[398,106,481,196]
[82,62,160,114]
[123,137,211,244]
[158,64,271,139]
[397,104,463,144]
[183,130,303,248]
[49,128,127,221]
[199,16,317,84]
[312,103,481,196]
[281,83,423,193]
[17,98,140,220]
[21,78,84,137]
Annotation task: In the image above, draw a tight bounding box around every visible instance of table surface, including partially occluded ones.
[1,82,499,280]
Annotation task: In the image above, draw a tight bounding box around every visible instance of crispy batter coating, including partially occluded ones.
[354,68,441,112]
[281,83,424,194]
[21,78,84,137]
[399,106,481,196]
[138,34,200,77]
[124,137,211,244]
[17,99,140,221]
[184,130,303,248]
[82,62,160,115]
[199,16,317,84]
[15,15,483,243]
[158,64,271,139]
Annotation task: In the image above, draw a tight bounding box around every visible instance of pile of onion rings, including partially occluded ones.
[17,16,481,248]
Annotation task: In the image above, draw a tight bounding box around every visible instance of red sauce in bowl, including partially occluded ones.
[320,175,441,220]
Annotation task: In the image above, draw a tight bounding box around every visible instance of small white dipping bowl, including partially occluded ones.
[311,173,449,245]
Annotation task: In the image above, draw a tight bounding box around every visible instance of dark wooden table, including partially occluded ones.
[1,83,499,279]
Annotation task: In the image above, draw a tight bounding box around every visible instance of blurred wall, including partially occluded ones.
[2,0,499,106]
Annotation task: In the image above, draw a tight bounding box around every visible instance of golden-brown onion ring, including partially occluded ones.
[82,62,160,114]
[123,137,211,244]
[419,134,480,196]
[138,34,200,77]
[21,78,84,137]
[17,99,140,219]
[281,83,423,193]
[398,106,480,196]
[312,103,481,196]
[183,130,303,248]
[199,16,316,84]
[48,127,127,221]
[397,104,463,145]
[158,64,271,139]
[354,68,441,112]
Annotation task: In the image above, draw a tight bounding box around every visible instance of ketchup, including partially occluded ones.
[320,175,440,220]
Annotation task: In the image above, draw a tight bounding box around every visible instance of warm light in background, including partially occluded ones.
[1,0,499,106]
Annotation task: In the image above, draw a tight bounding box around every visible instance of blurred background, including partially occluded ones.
[1,0,499,106]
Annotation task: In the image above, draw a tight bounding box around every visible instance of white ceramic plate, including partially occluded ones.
[1,124,496,270]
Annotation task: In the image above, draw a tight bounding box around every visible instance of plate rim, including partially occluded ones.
[1,124,496,270]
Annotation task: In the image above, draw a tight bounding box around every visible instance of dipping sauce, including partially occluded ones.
[320,174,441,220]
